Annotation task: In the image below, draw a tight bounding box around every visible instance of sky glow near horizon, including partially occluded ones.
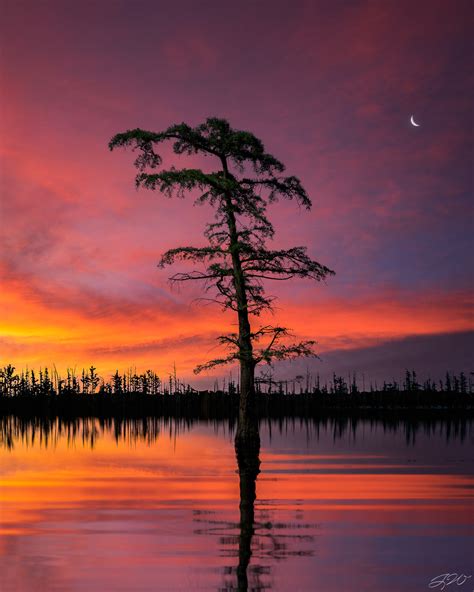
[0,0,473,384]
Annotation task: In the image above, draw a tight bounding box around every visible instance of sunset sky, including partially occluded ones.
[1,0,472,385]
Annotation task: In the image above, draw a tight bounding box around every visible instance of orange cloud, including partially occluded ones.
[2,255,472,381]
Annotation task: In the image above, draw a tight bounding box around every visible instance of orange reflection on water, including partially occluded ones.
[1,419,473,592]
[1,427,237,531]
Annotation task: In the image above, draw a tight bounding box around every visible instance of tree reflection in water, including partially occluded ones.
[1,414,470,452]
[202,426,316,592]
[234,426,262,591]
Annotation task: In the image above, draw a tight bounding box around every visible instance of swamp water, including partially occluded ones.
[1,416,473,591]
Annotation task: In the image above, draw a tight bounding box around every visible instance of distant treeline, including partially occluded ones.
[0,364,472,397]
[0,365,472,415]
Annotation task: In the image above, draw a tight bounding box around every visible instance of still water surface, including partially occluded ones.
[1,416,473,591]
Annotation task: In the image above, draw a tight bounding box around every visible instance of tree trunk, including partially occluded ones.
[220,156,258,444]
[236,359,258,443]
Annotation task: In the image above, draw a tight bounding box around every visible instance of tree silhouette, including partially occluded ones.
[109,117,334,442]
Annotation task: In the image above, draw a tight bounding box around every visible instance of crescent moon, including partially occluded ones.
[410,115,420,127]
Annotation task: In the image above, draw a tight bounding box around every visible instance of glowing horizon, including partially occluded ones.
[1,1,472,383]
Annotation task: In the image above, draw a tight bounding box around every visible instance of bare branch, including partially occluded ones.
[194,353,239,374]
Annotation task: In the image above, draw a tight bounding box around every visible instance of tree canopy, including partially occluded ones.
[110,117,334,374]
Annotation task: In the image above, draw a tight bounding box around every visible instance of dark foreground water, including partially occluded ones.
[1,416,473,591]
